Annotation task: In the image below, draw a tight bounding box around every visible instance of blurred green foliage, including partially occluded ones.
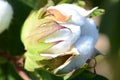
[0,0,120,80]
[0,63,22,80]
[100,1,120,54]
[90,0,120,54]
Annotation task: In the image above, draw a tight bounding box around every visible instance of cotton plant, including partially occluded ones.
[21,1,104,75]
[0,0,13,34]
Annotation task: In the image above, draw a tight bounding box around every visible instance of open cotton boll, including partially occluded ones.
[47,4,86,26]
[45,23,81,54]
[21,3,102,74]
[45,4,99,73]
[50,4,99,74]
[0,0,13,34]
[57,17,99,74]
[54,4,88,17]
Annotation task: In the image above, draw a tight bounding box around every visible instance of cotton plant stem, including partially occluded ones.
[0,52,30,80]
[13,61,30,80]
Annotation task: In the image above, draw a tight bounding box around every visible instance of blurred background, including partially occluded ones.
[0,0,120,80]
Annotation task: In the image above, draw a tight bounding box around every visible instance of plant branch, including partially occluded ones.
[0,52,30,80]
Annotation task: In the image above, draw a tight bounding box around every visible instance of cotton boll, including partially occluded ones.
[48,4,86,26]
[45,24,81,54]
[46,4,99,73]
[57,37,95,74]
[0,0,13,34]
[46,4,99,74]
[56,55,88,74]
[60,23,81,44]
[73,18,99,63]
[57,15,99,74]
[21,3,101,74]
[80,18,99,42]
[65,4,88,17]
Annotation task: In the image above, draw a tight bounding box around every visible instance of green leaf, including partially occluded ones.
[67,70,108,80]
[37,69,63,80]
[0,57,7,64]
[90,9,105,18]
[66,64,88,80]
[94,75,108,80]
[0,63,22,80]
